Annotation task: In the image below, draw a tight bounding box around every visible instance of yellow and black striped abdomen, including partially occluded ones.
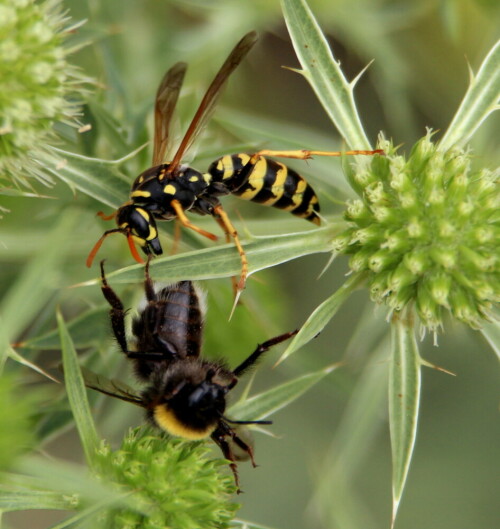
[207,154,320,225]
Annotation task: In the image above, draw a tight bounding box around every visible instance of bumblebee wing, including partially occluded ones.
[81,366,145,407]
[163,31,257,179]
[152,62,187,166]
[139,280,204,359]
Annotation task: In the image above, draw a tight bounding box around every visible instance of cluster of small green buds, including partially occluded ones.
[334,132,499,332]
[93,428,238,529]
[0,0,87,190]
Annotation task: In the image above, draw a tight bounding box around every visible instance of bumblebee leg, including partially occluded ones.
[230,432,257,468]
[144,255,156,302]
[252,148,384,160]
[232,330,298,377]
[99,261,129,356]
[170,199,218,241]
[211,425,241,492]
[212,204,248,296]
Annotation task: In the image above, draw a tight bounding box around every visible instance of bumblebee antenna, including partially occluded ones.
[221,414,272,426]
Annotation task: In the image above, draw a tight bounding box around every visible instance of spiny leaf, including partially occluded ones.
[229,363,338,421]
[0,212,79,372]
[19,306,109,350]
[440,39,500,150]
[281,0,373,149]
[277,272,366,364]
[81,226,339,285]
[389,308,422,528]
[58,311,100,468]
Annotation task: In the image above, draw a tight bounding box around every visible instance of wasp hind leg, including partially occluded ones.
[251,148,384,160]
[212,204,248,309]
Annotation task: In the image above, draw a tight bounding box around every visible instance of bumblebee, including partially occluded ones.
[85,260,297,490]
[86,31,382,296]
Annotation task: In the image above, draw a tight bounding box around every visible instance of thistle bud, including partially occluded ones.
[338,132,498,331]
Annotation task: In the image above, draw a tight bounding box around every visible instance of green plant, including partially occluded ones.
[0,0,88,195]
[1,0,498,528]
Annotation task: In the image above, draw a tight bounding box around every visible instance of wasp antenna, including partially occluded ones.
[97,210,117,221]
[126,233,145,264]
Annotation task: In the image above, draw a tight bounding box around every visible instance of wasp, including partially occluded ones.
[84,260,297,490]
[86,31,382,297]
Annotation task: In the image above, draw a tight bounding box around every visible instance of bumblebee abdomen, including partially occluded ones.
[208,154,320,224]
[133,281,203,364]
[153,404,217,440]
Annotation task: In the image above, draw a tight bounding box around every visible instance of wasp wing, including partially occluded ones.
[81,366,145,407]
[152,62,187,166]
[162,31,258,179]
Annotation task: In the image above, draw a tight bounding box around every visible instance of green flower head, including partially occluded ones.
[93,428,239,529]
[0,0,87,190]
[336,132,499,332]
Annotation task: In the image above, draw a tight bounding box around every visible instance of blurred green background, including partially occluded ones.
[2,1,499,528]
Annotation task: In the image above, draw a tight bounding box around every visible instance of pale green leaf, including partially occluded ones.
[7,347,60,382]
[45,500,122,529]
[0,488,75,512]
[39,148,132,208]
[0,188,54,199]
[0,212,79,372]
[389,309,422,528]
[232,520,279,529]
[440,39,500,150]
[19,306,109,350]
[310,335,390,529]
[480,318,500,361]
[58,311,100,468]
[81,225,339,285]
[229,364,338,421]
[12,457,125,509]
[281,0,372,149]
[278,272,366,363]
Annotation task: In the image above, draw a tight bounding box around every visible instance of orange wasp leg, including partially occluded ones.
[170,200,218,241]
[252,148,384,161]
[212,204,248,297]
[212,211,241,298]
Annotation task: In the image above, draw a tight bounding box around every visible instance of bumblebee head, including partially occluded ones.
[152,369,229,440]
[86,204,162,267]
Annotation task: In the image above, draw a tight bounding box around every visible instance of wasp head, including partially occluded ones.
[86,204,163,267]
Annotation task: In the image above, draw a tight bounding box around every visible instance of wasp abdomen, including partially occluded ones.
[207,154,320,224]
